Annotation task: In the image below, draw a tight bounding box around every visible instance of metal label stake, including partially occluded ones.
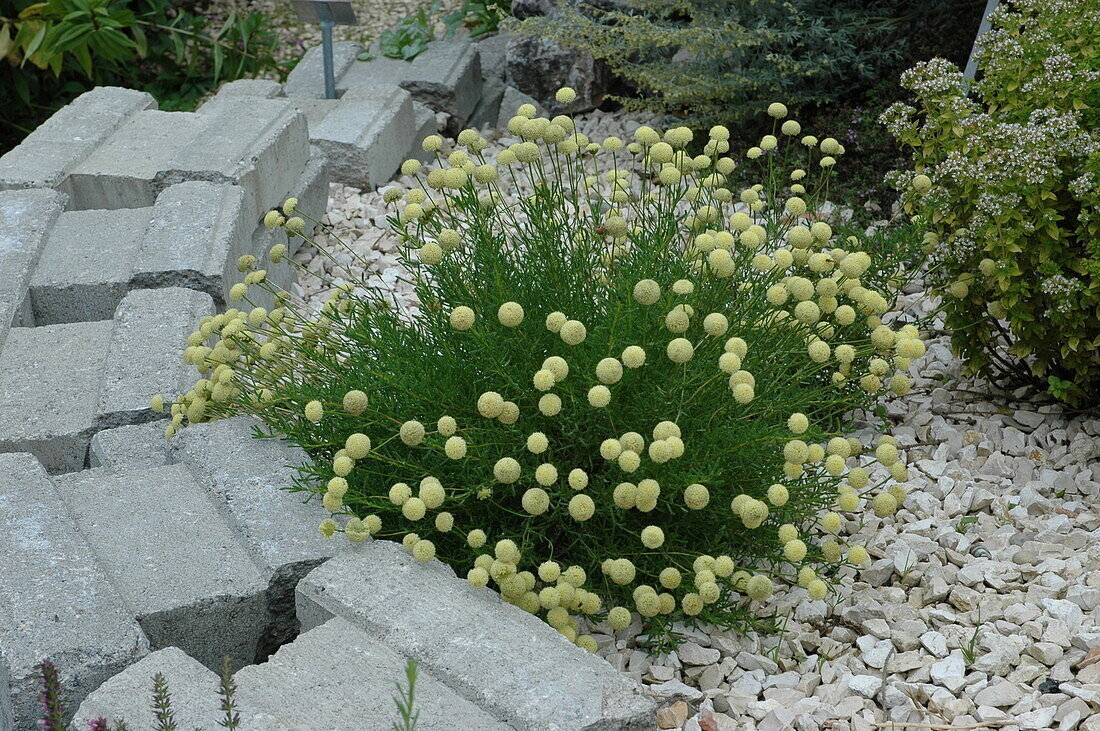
[289,1,359,99]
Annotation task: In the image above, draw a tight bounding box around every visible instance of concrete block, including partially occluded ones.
[168,417,337,656]
[199,79,283,113]
[339,41,483,122]
[467,74,505,131]
[0,321,113,473]
[69,647,223,731]
[89,420,172,470]
[52,464,269,671]
[283,41,364,99]
[406,102,441,163]
[310,83,415,189]
[167,99,311,225]
[97,287,214,428]
[0,189,66,347]
[285,146,330,257]
[296,541,657,731]
[287,98,340,131]
[498,85,540,129]
[131,182,251,304]
[475,32,510,82]
[0,87,156,192]
[28,207,153,325]
[233,617,510,730]
[63,110,209,210]
[0,453,148,730]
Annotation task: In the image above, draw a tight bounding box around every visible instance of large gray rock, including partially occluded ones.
[283,41,365,99]
[0,453,148,730]
[28,207,153,325]
[0,320,113,473]
[0,189,66,345]
[97,287,214,427]
[497,85,541,129]
[297,541,657,730]
[505,31,610,113]
[51,464,269,671]
[310,83,416,189]
[232,617,512,730]
[168,417,337,656]
[0,87,156,192]
[130,182,251,304]
[339,40,483,123]
[69,648,223,731]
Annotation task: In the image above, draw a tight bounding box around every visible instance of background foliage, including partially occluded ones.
[885,0,1100,404]
[0,0,284,154]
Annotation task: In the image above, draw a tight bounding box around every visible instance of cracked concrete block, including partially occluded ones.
[0,453,148,730]
[0,189,67,346]
[310,82,415,189]
[88,420,172,470]
[97,287,215,428]
[0,321,113,473]
[339,41,483,123]
[283,41,364,99]
[232,617,510,730]
[52,464,269,671]
[0,87,156,193]
[28,207,153,325]
[131,182,251,304]
[297,541,657,731]
[69,648,223,731]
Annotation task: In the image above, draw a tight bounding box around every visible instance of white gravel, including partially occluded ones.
[296,109,1100,731]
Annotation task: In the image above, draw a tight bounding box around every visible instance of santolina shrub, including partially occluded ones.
[883,0,1100,404]
[157,94,924,649]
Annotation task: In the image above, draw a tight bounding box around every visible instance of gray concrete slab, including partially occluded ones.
[168,417,337,657]
[339,41,483,123]
[131,182,251,304]
[0,189,66,347]
[233,617,512,730]
[0,453,148,730]
[0,87,156,192]
[89,420,172,470]
[69,647,223,731]
[468,74,505,132]
[28,207,153,325]
[63,110,209,210]
[97,287,215,428]
[310,83,415,189]
[0,321,113,473]
[52,464,269,671]
[296,541,657,731]
[283,41,364,99]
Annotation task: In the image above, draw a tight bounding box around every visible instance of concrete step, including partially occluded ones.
[339,40,483,125]
[69,647,224,731]
[232,617,512,730]
[0,189,66,349]
[297,540,656,731]
[0,87,156,193]
[50,464,269,671]
[0,452,148,730]
[168,417,337,656]
[0,287,213,474]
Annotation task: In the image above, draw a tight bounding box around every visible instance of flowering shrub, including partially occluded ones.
[158,93,924,649]
[883,0,1100,404]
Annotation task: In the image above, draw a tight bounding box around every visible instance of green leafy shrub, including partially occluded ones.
[160,94,923,649]
[883,0,1100,404]
[0,0,283,152]
[506,0,959,128]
